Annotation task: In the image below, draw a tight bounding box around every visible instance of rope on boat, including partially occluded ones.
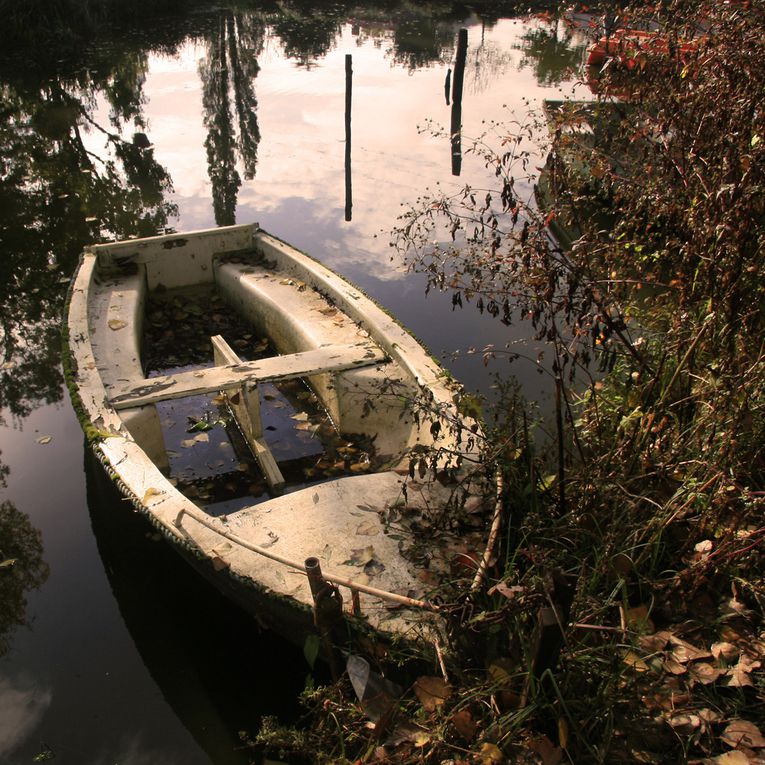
[171,504,439,612]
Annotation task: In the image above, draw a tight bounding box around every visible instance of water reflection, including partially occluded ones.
[518,17,588,86]
[201,12,264,225]
[84,451,306,764]
[0,55,176,421]
[0,496,49,658]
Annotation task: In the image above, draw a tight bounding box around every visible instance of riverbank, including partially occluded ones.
[251,1,765,762]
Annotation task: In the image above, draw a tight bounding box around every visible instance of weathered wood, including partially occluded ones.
[109,343,387,409]
[212,335,285,492]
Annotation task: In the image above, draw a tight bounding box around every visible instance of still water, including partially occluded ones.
[0,3,589,762]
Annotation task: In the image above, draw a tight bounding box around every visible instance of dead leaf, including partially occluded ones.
[36,435,52,445]
[624,651,650,672]
[142,487,163,504]
[356,519,379,536]
[108,318,127,330]
[727,656,761,687]
[668,713,701,735]
[626,604,655,633]
[712,642,740,662]
[669,635,712,663]
[488,659,515,689]
[451,709,477,741]
[689,662,723,685]
[487,581,526,601]
[721,720,765,749]
[527,735,562,765]
[526,736,563,765]
[663,657,687,675]
[704,752,750,765]
[413,676,451,712]
[640,632,671,652]
[346,546,376,567]
[478,742,504,764]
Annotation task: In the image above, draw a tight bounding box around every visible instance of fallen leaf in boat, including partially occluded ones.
[319,307,338,316]
[142,487,163,504]
[356,519,379,536]
[414,676,451,711]
[291,412,309,422]
[412,730,431,747]
[211,556,230,571]
[346,546,376,566]
[364,559,385,577]
[194,432,209,443]
[313,492,320,504]
[36,436,52,445]
[721,720,765,748]
[477,742,504,764]
[451,709,477,741]
[187,420,213,432]
[350,462,370,473]
[108,319,127,330]
[0,558,17,570]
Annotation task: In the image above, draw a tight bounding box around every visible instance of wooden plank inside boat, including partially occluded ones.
[211,334,285,493]
[108,342,388,409]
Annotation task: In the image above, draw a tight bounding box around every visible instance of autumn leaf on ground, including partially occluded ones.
[413,676,451,712]
[527,735,562,765]
[451,709,477,741]
[689,662,723,685]
[623,650,650,672]
[712,642,740,662]
[726,656,761,687]
[704,753,750,765]
[477,742,504,764]
[669,635,712,663]
[626,604,655,633]
[721,720,765,749]
[487,581,525,600]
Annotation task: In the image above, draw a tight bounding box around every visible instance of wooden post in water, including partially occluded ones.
[345,53,353,222]
[305,556,343,679]
[451,29,468,176]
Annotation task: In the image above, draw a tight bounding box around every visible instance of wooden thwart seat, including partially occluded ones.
[108,342,388,410]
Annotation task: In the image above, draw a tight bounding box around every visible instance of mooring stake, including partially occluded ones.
[305,556,344,680]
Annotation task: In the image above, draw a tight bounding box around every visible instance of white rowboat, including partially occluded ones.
[64,223,487,647]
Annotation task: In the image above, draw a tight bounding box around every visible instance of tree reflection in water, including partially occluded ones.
[0,466,49,657]
[200,12,264,226]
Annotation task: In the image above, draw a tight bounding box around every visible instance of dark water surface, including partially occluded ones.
[0,3,589,762]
